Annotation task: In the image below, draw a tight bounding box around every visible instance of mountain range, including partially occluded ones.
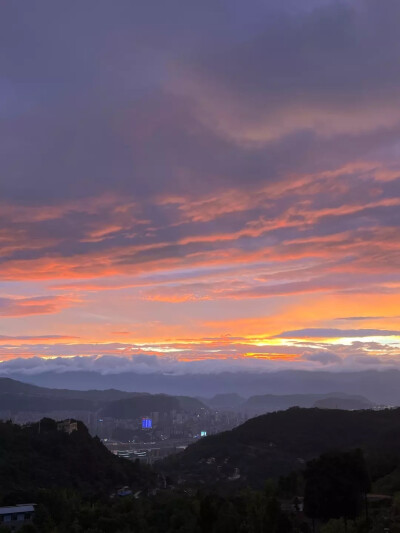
[201,392,373,415]
[0,377,375,421]
[0,377,206,418]
[4,369,400,404]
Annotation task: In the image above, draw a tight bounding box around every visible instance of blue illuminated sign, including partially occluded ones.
[142,418,152,429]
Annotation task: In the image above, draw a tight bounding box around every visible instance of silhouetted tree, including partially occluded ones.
[304,449,370,531]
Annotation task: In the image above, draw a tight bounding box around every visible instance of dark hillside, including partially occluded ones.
[0,418,154,499]
[161,407,400,487]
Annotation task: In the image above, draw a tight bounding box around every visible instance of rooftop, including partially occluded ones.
[0,504,35,515]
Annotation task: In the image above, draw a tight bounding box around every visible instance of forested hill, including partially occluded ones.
[161,407,400,487]
[0,418,154,500]
[100,394,206,418]
[0,377,131,401]
[0,377,207,416]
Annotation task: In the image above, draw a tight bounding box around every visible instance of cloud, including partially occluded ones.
[0,343,398,377]
[0,0,399,372]
[0,296,76,317]
[276,328,400,339]
[334,316,400,321]
[302,351,343,365]
[175,0,400,142]
[0,354,286,376]
[0,335,79,342]
[0,331,398,374]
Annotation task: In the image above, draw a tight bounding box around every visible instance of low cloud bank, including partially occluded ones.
[0,349,398,378]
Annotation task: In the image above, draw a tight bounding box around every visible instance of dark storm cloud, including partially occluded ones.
[179,0,400,133]
[1,0,400,206]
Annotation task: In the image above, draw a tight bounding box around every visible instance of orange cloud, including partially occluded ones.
[0,295,78,317]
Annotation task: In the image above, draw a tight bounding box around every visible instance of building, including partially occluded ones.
[57,419,78,434]
[0,504,35,530]
[117,486,132,497]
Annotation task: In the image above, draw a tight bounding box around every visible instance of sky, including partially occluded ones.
[1,0,400,376]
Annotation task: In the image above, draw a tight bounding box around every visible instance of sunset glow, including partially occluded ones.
[1,0,400,376]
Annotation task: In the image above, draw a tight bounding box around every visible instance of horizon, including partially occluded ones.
[3,361,400,404]
[1,0,400,379]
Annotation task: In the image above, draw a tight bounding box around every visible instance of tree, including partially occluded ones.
[304,450,370,531]
[19,525,39,533]
[320,519,355,533]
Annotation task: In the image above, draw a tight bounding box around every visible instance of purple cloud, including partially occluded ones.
[276,328,400,338]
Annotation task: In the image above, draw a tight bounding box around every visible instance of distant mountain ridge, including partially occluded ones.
[200,391,373,414]
[0,377,207,418]
[5,369,400,404]
[200,393,246,410]
[0,377,374,420]
[313,396,372,410]
[240,392,373,415]
[0,376,133,401]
